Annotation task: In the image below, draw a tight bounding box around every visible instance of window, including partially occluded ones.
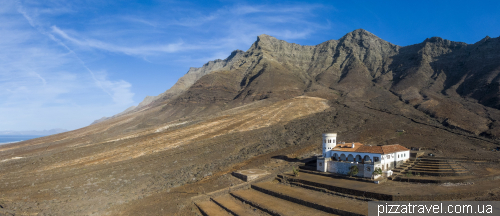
[398,154,400,158]
[374,157,379,162]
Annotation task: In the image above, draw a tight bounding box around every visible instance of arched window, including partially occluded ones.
[355,155,362,162]
[347,154,354,162]
[363,155,371,162]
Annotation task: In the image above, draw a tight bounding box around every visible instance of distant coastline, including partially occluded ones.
[0,135,45,145]
[0,140,23,145]
[0,128,67,136]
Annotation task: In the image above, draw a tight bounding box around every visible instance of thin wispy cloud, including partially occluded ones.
[232,4,323,15]
[49,2,327,60]
[121,16,157,27]
[51,26,192,56]
[1,0,330,131]
[2,0,499,132]
[17,2,135,105]
[1,1,135,130]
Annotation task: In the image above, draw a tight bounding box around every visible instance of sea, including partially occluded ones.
[0,135,44,145]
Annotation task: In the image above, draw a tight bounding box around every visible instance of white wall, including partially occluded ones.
[322,133,337,158]
[380,150,410,169]
[317,157,329,172]
[327,150,410,171]
[329,151,381,163]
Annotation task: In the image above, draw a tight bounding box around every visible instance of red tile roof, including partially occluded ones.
[332,143,408,154]
[331,143,364,152]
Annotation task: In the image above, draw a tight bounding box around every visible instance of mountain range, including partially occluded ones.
[2,29,500,215]
[107,29,500,138]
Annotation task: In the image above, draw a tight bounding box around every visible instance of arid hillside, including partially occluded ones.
[117,29,500,139]
[1,29,500,215]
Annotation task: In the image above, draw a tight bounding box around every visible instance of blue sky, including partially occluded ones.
[1,0,499,131]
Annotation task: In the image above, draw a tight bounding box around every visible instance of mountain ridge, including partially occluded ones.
[91,49,245,124]
[93,29,500,138]
[4,29,500,215]
[145,29,500,137]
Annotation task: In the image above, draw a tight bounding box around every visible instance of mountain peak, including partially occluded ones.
[424,36,445,43]
[479,35,491,43]
[255,34,281,45]
[251,34,290,52]
[257,34,277,40]
[343,29,378,39]
[337,29,397,51]
[351,28,371,34]
[226,49,244,61]
[339,29,385,46]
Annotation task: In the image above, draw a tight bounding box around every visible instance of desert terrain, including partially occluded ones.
[1,29,500,215]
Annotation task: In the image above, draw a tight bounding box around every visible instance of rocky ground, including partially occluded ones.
[1,94,499,215]
[0,96,329,215]
[2,30,500,215]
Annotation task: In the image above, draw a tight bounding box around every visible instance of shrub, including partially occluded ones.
[373,167,383,175]
[406,170,413,177]
[292,166,300,177]
[348,165,359,177]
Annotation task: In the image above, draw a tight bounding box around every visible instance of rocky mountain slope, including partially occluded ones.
[96,29,500,136]
[91,50,245,124]
[147,29,500,138]
[2,29,500,215]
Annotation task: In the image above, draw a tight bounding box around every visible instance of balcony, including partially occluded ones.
[330,158,381,165]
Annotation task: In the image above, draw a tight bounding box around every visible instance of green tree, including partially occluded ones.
[292,166,300,177]
[373,167,383,175]
[348,165,359,177]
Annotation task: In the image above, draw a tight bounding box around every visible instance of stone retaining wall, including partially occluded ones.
[251,184,364,216]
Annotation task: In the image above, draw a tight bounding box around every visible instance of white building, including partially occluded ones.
[317,133,410,178]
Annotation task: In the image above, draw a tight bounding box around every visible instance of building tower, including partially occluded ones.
[322,133,337,158]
